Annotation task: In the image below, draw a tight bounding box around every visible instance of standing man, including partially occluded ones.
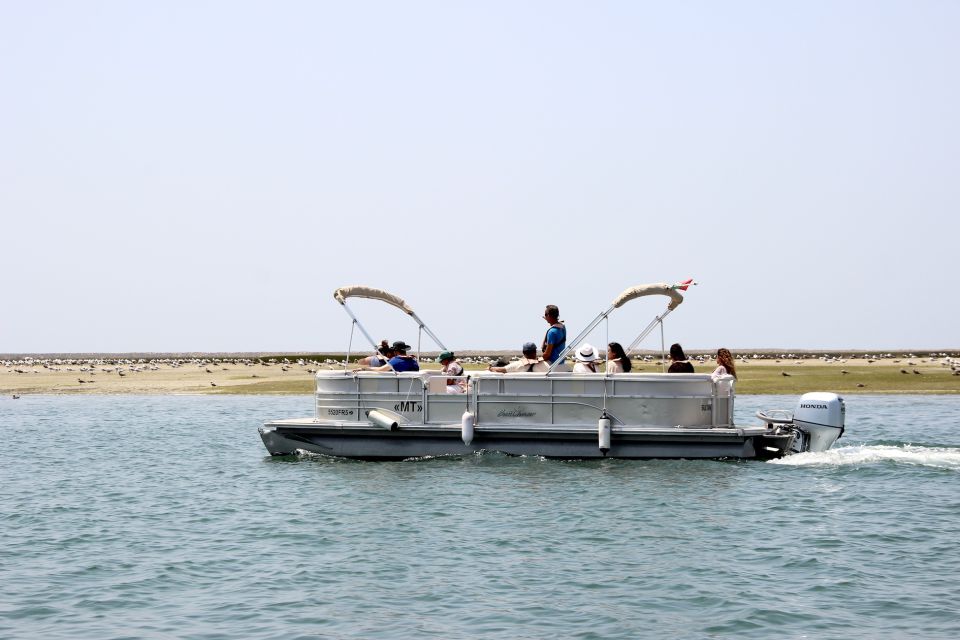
[541,305,567,369]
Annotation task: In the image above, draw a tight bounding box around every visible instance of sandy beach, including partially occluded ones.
[2,352,959,395]
[1,357,324,396]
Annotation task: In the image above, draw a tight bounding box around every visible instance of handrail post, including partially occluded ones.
[711,379,718,427]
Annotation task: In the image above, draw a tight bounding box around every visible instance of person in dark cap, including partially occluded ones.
[356,340,420,372]
[488,342,549,373]
[437,351,465,393]
[667,343,695,373]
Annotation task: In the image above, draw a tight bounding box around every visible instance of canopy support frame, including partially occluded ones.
[334,286,448,372]
[545,282,686,374]
[340,300,397,372]
[546,304,616,373]
[625,306,676,359]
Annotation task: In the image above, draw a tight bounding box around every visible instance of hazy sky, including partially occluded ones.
[2,1,957,353]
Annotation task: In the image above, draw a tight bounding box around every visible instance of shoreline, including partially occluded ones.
[3,352,959,396]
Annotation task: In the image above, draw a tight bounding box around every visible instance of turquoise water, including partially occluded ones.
[2,395,959,639]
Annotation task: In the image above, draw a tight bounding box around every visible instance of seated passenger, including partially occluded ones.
[711,347,737,380]
[358,340,394,367]
[356,340,420,372]
[437,351,466,393]
[667,343,695,373]
[572,343,599,373]
[488,342,549,373]
[606,342,632,373]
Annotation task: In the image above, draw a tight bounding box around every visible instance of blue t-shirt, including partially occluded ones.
[388,355,420,372]
[545,324,566,364]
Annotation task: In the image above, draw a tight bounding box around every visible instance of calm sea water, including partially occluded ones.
[2,394,959,639]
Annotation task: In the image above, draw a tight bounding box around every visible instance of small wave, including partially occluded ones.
[400,453,465,462]
[770,444,960,470]
[291,449,359,463]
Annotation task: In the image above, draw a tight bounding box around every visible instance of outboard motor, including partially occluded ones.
[793,392,845,453]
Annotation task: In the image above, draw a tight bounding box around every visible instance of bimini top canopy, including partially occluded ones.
[612,283,684,311]
[332,285,447,358]
[334,286,414,315]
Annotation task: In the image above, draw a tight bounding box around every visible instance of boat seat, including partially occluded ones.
[427,375,447,394]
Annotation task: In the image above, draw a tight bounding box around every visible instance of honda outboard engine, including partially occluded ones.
[792,392,845,453]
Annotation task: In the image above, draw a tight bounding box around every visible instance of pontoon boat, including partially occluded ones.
[259,284,845,460]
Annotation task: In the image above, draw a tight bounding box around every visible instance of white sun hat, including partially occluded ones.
[576,343,598,362]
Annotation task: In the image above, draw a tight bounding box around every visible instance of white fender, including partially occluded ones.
[461,410,475,445]
[598,412,611,455]
[367,409,399,431]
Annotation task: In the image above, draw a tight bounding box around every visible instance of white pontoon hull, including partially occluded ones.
[260,371,819,460]
[259,419,793,460]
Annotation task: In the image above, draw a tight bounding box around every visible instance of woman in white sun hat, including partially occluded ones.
[573,343,600,373]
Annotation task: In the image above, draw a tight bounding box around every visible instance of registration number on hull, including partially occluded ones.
[324,408,357,418]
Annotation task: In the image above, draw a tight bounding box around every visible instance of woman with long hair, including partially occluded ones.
[667,343,694,373]
[357,340,393,367]
[711,347,737,380]
[606,342,632,373]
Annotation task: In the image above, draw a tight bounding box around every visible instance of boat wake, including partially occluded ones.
[769,444,960,470]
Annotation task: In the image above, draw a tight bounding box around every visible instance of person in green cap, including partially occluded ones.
[437,351,466,393]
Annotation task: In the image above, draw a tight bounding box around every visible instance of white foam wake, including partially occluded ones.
[769,444,960,470]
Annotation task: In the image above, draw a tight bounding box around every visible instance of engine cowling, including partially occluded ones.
[793,392,845,452]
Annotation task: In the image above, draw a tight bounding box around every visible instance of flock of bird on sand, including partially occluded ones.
[4,352,959,398]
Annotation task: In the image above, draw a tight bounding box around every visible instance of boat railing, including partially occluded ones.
[314,370,735,429]
[469,372,734,428]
